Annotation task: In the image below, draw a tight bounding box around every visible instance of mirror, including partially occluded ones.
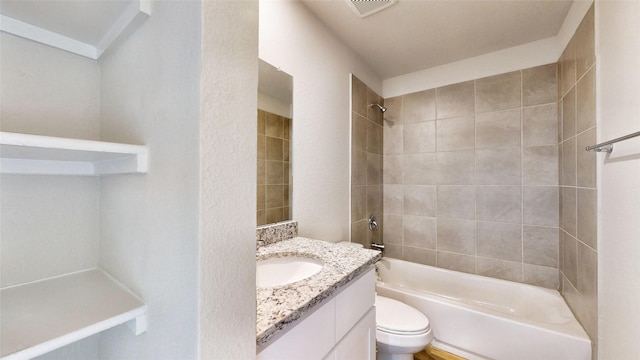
[257,59,293,226]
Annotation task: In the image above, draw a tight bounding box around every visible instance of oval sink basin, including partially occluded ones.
[257,256,323,288]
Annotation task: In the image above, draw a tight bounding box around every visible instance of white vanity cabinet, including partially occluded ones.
[257,267,376,360]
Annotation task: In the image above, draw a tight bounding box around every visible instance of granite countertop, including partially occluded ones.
[256,237,381,348]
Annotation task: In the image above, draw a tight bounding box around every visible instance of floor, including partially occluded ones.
[414,345,466,360]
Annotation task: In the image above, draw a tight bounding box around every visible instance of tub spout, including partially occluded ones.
[371,243,385,252]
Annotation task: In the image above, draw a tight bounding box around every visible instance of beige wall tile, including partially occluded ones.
[524,186,559,227]
[524,225,559,267]
[475,148,522,185]
[475,109,521,149]
[523,264,559,289]
[266,136,283,161]
[257,160,265,185]
[560,38,576,98]
[383,123,403,155]
[437,251,475,274]
[266,207,284,224]
[577,128,596,188]
[576,67,596,134]
[523,145,558,186]
[352,113,367,151]
[403,121,436,153]
[265,112,283,138]
[383,214,403,245]
[257,210,266,226]
[403,247,437,266]
[523,63,557,107]
[366,153,381,185]
[436,115,475,151]
[437,185,475,220]
[283,140,290,161]
[476,186,522,223]
[351,219,369,247]
[351,185,366,222]
[562,87,576,140]
[258,110,266,135]
[475,71,521,113]
[383,184,403,214]
[257,134,266,160]
[384,96,403,125]
[436,80,475,119]
[561,136,577,186]
[403,153,437,185]
[383,154,402,184]
[283,117,291,139]
[266,161,284,185]
[366,185,382,218]
[577,188,597,250]
[266,185,284,208]
[403,89,436,124]
[352,75,368,117]
[436,150,475,185]
[437,218,475,254]
[563,232,578,286]
[257,184,266,211]
[367,120,383,154]
[476,257,522,282]
[367,87,384,126]
[523,103,558,147]
[577,241,597,318]
[353,150,367,185]
[476,221,522,261]
[403,185,437,217]
[403,215,437,249]
[574,5,595,80]
[384,244,403,259]
[563,187,577,237]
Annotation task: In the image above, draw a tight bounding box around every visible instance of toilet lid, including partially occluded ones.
[375,295,430,335]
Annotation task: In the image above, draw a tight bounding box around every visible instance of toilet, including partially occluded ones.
[375,295,433,360]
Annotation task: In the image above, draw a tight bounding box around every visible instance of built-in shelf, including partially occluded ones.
[0,269,147,360]
[0,131,148,175]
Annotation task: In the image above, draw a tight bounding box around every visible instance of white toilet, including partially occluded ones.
[375,295,433,360]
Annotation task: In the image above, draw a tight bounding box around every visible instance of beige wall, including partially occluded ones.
[382,64,560,288]
[351,75,384,248]
[557,4,598,355]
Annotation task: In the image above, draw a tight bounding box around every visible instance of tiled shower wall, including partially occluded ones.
[382,64,560,288]
[351,76,384,248]
[257,109,292,226]
[558,4,598,352]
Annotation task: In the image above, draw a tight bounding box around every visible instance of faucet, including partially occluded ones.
[368,214,385,252]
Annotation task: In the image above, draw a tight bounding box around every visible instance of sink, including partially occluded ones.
[257,256,323,287]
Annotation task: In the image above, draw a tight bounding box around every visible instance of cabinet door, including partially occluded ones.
[334,307,376,360]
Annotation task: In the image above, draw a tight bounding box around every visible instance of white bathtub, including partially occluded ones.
[375,258,591,360]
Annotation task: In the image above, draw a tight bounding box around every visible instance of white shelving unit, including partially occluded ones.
[0,131,149,358]
[0,269,147,360]
[0,131,148,175]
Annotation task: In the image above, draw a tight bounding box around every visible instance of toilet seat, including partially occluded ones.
[375,295,431,335]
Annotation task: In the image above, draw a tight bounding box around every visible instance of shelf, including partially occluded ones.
[0,131,148,175]
[0,269,147,360]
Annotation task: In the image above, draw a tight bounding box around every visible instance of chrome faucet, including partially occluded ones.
[368,214,379,231]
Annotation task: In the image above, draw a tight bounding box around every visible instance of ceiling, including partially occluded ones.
[300,0,573,79]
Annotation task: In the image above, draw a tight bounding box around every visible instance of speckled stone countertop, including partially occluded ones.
[256,237,381,348]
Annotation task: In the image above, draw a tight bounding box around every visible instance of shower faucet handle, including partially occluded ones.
[368,214,379,231]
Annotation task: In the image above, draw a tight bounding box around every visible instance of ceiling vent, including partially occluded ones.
[346,0,398,18]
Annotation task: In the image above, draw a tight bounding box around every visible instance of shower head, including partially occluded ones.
[371,103,387,113]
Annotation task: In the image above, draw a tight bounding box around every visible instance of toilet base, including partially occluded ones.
[376,350,415,360]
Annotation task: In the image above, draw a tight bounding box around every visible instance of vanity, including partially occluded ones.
[256,224,381,359]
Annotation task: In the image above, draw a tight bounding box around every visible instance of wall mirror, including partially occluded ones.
[257,59,293,226]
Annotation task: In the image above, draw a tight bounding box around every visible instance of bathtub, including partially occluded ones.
[375,258,591,360]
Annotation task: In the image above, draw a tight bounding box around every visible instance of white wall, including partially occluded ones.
[97,1,201,358]
[199,1,258,359]
[383,0,593,98]
[259,0,381,242]
[0,33,101,288]
[595,1,640,358]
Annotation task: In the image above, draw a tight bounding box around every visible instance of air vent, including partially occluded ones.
[346,0,398,18]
